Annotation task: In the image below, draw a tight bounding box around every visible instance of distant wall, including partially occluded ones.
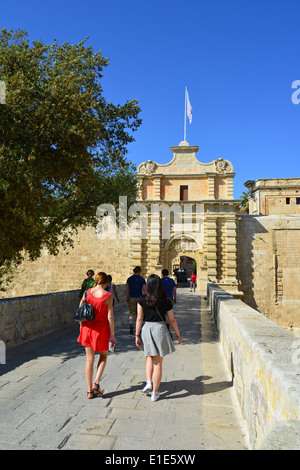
[0,284,127,348]
[207,282,300,450]
[0,225,131,299]
[237,215,300,336]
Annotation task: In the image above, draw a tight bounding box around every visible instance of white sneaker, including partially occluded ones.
[142,382,152,393]
[151,392,160,402]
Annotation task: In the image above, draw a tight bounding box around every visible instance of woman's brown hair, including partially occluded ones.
[94,272,109,286]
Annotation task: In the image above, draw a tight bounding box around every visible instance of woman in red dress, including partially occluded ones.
[77,272,116,399]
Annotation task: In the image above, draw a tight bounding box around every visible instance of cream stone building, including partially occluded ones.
[245,178,300,215]
[132,140,241,295]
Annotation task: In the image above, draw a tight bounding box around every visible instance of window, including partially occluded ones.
[296,198,300,205]
[180,185,188,201]
[286,197,290,204]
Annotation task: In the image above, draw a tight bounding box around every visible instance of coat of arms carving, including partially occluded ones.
[215,158,233,174]
[138,160,157,175]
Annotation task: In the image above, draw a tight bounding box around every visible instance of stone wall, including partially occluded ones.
[0,226,131,299]
[0,284,127,348]
[237,215,300,336]
[0,290,79,348]
[207,282,300,450]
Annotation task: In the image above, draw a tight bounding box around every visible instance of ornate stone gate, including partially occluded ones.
[130,141,241,294]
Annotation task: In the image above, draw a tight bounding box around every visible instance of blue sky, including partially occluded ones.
[2,0,300,199]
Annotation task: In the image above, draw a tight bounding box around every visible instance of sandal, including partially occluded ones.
[87,391,94,399]
[92,382,104,396]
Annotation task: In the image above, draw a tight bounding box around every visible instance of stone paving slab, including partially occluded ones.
[0,288,249,451]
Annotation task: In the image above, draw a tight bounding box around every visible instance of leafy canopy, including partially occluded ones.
[0,28,142,283]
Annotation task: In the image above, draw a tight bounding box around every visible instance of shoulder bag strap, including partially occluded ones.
[155,306,166,325]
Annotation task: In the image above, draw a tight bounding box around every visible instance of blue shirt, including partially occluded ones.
[161,276,176,300]
[127,274,146,298]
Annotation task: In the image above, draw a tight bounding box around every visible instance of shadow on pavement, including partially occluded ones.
[100,374,233,401]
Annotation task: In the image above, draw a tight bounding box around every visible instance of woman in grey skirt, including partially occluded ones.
[135,274,182,401]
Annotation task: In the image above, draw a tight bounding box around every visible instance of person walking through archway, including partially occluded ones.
[190,271,197,292]
[135,274,182,402]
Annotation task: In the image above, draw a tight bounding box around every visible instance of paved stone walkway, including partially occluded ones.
[0,288,249,450]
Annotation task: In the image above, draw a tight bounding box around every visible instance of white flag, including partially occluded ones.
[186,89,192,124]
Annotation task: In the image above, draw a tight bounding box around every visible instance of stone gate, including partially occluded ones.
[131,140,241,295]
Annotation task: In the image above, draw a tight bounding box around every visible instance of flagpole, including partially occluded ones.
[184,87,187,141]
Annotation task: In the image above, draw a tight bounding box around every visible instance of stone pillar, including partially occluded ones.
[225,217,238,286]
[149,205,162,275]
[206,216,218,281]
[227,176,234,199]
[153,177,161,200]
[130,236,143,273]
[198,256,208,293]
[137,177,143,201]
[207,175,215,199]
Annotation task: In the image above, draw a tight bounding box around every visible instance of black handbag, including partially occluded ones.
[73,291,95,322]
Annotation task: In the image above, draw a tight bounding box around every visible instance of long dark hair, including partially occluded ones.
[145,274,167,308]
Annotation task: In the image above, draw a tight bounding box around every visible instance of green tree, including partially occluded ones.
[239,190,249,213]
[0,29,142,287]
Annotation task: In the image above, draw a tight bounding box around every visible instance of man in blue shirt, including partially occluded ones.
[161,269,177,305]
[161,269,177,339]
[126,266,146,334]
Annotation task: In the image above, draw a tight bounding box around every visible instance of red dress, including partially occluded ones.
[77,289,112,352]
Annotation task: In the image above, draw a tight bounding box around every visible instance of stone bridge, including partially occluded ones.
[0,285,299,450]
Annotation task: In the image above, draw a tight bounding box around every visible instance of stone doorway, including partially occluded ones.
[163,234,202,282]
[180,256,197,277]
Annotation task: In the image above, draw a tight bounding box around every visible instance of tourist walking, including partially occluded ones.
[79,269,95,298]
[161,269,177,305]
[190,272,197,292]
[135,274,182,402]
[107,275,120,306]
[161,268,177,338]
[126,266,146,334]
[77,272,116,399]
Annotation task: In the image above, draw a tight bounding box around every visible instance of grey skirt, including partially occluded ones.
[141,321,175,357]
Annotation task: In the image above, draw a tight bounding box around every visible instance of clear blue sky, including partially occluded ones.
[2,0,300,199]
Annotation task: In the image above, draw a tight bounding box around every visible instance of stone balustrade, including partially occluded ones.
[207,282,300,450]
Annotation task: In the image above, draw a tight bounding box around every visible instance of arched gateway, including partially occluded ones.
[130,141,241,294]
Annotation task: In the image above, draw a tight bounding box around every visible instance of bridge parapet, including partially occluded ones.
[0,285,127,348]
[207,282,300,450]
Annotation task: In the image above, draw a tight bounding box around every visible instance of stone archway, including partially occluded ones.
[180,256,197,277]
[163,233,202,279]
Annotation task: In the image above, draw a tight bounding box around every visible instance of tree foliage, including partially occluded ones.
[239,190,249,213]
[0,29,142,283]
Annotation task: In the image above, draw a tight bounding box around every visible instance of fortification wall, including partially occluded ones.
[0,284,127,348]
[237,215,300,336]
[0,226,131,299]
[207,282,300,450]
